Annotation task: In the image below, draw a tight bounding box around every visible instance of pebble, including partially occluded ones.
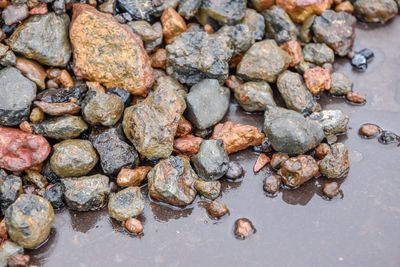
[173,135,203,155]
[270,153,289,169]
[278,155,319,187]
[280,40,304,67]
[346,91,366,104]
[319,142,349,178]
[23,170,47,189]
[323,181,340,198]
[217,24,254,55]
[358,123,381,139]
[7,253,30,266]
[225,161,244,180]
[15,57,46,89]
[29,108,44,123]
[2,4,28,26]
[234,218,256,240]
[253,153,270,173]
[207,201,229,219]
[233,81,276,112]
[0,241,23,267]
[128,20,162,42]
[145,22,163,53]
[43,183,64,209]
[176,116,193,137]
[330,72,353,96]
[314,143,331,160]
[200,0,246,25]
[161,7,187,44]
[107,88,131,107]
[303,43,335,66]
[351,53,367,71]
[36,85,87,105]
[242,8,265,41]
[46,68,74,88]
[150,48,167,69]
[263,5,298,44]
[178,0,201,19]
[276,0,332,23]
[0,174,22,213]
[263,173,282,195]
[124,218,143,235]
[310,109,349,137]
[335,1,354,13]
[108,187,145,221]
[117,0,160,21]
[304,66,332,95]
[116,166,152,187]
[194,180,221,200]
[34,101,80,116]
[32,115,88,140]
[354,0,398,23]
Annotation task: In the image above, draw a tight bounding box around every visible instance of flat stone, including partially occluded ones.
[108,187,144,221]
[32,115,88,140]
[263,5,298,44]
[309,109,349,137]
[233,81,276,112]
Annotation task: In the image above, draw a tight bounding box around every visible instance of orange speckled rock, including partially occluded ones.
[277,0,333,23]
[280,40,304,67]
[304,66,331,95]
[161,8,187,44]
[69,4,154,96]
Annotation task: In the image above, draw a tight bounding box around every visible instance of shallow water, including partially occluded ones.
[28,17,400,267]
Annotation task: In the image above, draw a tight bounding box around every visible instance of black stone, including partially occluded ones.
[351,53,367,71]
[36,84,87,104]
[43,183,64,209]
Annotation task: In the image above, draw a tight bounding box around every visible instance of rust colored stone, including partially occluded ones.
[211,121,265,154]
[116,166,152,187]
[277,0,333,23]
[46,79,58,89]
[359,124,380,138]
[0,0,9,9]
[15,57,47,89]
[280,40,304,67]
[19,121,32,134]
[251,0,275,11]
[176,116,193,137]
[70,4,154,96]
[346,91,366,104]
[173,135,203,155]
[225,75,243,90]
[29,3,48,15]
[229,54,244,69]
[303,66,331,95]
[204,24,214,34]
[124,218,143,235]
[335,1,354,13]
[34,101,80,116]
[7,254,30,266]
[150,48,167,69]
[46,68,74,88]
[0,127,50,172]
[314,143,331,159]
[161,7,187,44]
[0,220,8,243]
[253,153,271,173]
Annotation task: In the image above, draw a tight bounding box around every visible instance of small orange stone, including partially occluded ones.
[204,24,214,34]
[335,1,354,13]
[253,153,271,173]
[303,66,331,95]
[150,48,167,69]
[276,0,332,23]
[173,135,203,155]
[176,116,193,137]
[280,40,304,67]
[19,121,33,134]
[161,7,187,44]
[29,3,48,15]
[117,166,152,187]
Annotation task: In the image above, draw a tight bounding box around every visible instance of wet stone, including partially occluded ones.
[194,179,221,200]
[225,161,244,180]
[310,110,349,137]
[378,130,400,144]
[15,57,46,89]
[233,81,276,112]
[0,241,23,267]
[23,170,47,189]
[354,0,398,23]
[0,174,22,212]
[43,183,64,209]
[314,143,331,159]
[359,123,381,139]
[2,4,28,25]
[116,166,152,187]
[351,52,368,71]
[5,194,54,248]
[0,67,36,126]
[173,135,203,155]
[192,140,229,181]
[252,137,273,153]
[62,174,110,211]
[323,181,340,198]
[330,72,353,95]
[32,115,88,140]
[200,0,246,25]
[304,66,331,95]
[107,88,131,107]
[263,5,299,45]
[50,139,98,178]
[178,0,201,19]
[263,173,282,195]
[148,156,197,207]
[280,40,304,67]
[242,8,265,41]
[124,218,143,235]
[217,24,254,55]
[278,155,319,187]
[253,153,270,173]
[36,85,87,105]
[234,218,256,240]
[346,91,366,104]
[117,0,161,21]
[108,187,144,221]
[237,40,291,83]
[319,142,349,178]
[270,153,289,169]
[207,200,229,219]
[185,79,230,130]
[7,12,71,67]
[303,43,335,66]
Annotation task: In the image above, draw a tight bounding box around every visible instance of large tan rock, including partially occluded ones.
[69,4,154,96]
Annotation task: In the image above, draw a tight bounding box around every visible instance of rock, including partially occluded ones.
[200,0,246,25]
[277,70,316,115]
[0,50,17,67]
[2,4,28,25]
[116,166,152,187]
[314,143,331,159]
[330,72,353,95]
[0,241,23,267]
[263,173,282,195]
[319,142,349,178]
[310,110,349,137]
[32,115,88,140]
[253,137,273,153]
[0,128,50,172]
[312,10,356,56]
[234,218,256,240]
[124,218,144,235]
[123,76,186,159]
[70,4,153,96]
[346,91,366,104]
[148,156,197,207]
[178,0,201,19]
[280,40,304,67]
[233,81,276,112]
[127,20,161,42]
[173,135,203,155]
[166,30,233,86]
[161,7,187,44]
[117,0,161,21]
[50,139,98,178]
[351,53,368,71]
[7,12,71,67]
[107,88,131,107]
[264,106,325,155]
[23,170,47,189]
[303,43,335,65]
[43,183,64,209]
[278,155,319,187]
[359,123,381,139]
[36,85,87,105]
[323,181,340,198]
[237,40,291,83]
[354,0,398,23]
[5,194,54,248]
[276,0,333,23]
[335,1,354,13]
[263,5,298,45]
[217,24,254,55]
[0,67,36,126]
[29,108,44,124]
[270,153,289,169]
[211,121,265,154]
[145,22,164,53]
[225,161,244,180]
[99,0,116,13]
[185,79,230,130]
[150,48,168,69]
[0,174,22,212]
[7,253,29,266]
[303,66,331,95]
[192,140,229,181]
[194,179,221,200]
[62,174,109,211]
[207,201,229,219]
[300,15,316,42]
[176,116,193,137]
[253,153,270,173]
[34,101,80,116]
[250,0,275,11]
[108,187,144,221]
[15,57,46,89]
[242,8,265,41]
[46,68,74,88]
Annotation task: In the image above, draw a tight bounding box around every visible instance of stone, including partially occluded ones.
[178,0,201,19]
[15,57,46,89]
[194,179,221,200]
[36,85,87,105]
[148,156,197,207]
[117,0,161,21]
[303,66,331,95]
[330,72,353,95]
[46,68,74,88]
[185,79,230,130]
[280,40,304,67]
[278,155,319,187]
[5,194,54,248]
[319,142,349,178]
[50,139,98,178]
[263,173,282,195]
[123,76,186,159]
[43,183,64,209]
[7,12,71,67]
[124,218,143,235]
[237,40,291,83]
[128,20,161,42]
[145,22,163,53]
[277,70,316,115]
[62,174,110,211]
[335,1,354,13]
[166,31,233,86]
[23,170,47,189]
[0,50,16,67]
[303,43,335,65]
[108,187,144,221]
[276,0,333,23]
[314,143,331,159]
[34,101,80,116]
[263,106,325,155]
[250,0,275,11]
[2,4,28,25]
[263,5,299,45]
[300,14,316,42]
[107,88,131,107]
[354,0,398,23]
[192,140,229,181]
[346,91,366,104]
[211,121,265,154]
[161,7,187,44]
[0,174,22,212]
[173,135,203,155]
[150,48,168,69]
[207,201,229,219]
[253,153,270,173]
[323,181,340,198]
[7,253,29,266]
[217,24,254,55]
[270,153,289,169]
[29,108,44,123]
[312,10,356,56]
[242,8,265,41]
[0,241,23,267]
[176,116,193,137]
[310,110,349,137]
[359,123,381,139]
[233,81,276,112]
[70,4,153,96]
[32,115,88,140]
[200,0,246,25]
[225,161,244,180]
[234,218,256,240]
[116,166,152,187]
[0,67,36,126]
[0,128,50,172]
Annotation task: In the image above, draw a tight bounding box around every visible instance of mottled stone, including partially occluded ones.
[330,72,353,95]
[32,115,88,140]
[108,187,144,221]
[2,4,28,25]
[194,179,221,200]
[310,110,349,137]
[234,218,256,239]
[43,183,64,209]
[200,0,246,25]
[217,24,254,55]
[34,101,80,116]
[314,143,331,160]
[117,0,161,21]
[263,173,282,195]
[270,153,289,169]
[354,0,398,23]
[280,40,304,67]
[233,81,276,112]
[263,5,299,44]
[128,20,161,42]
[0,174,22,212]
[161,7,187,44]
[23,170,47,189]
[303,43,334,65]
[225,161,244,180]
[207,200,229,218]
[0,241,23,267]
[176,116,193,137]
[303,66,331,95]
[173,135,203,155]
[251,0,275,11]
[278,155,319,187]
[178,0,202,19]
[242,8,265,41]
[36,85,87,105]
[116,166,152,187]
[276,0,333,23]
[124,218,143,235]
[319,142,349,178]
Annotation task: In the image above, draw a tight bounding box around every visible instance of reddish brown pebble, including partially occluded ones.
[19,121,32,134]
[161,7,187,44]
[29,3,48,15]
[34,101,80,116]
[323,181,340,198]
[359,124,381,139]
[263,174,282,195]
[314,143,331,160]
[270,153,289,169]
[251,0,275,11]
[234,218,256,240]
[176,116,193,137]
[0,219,8,242]
[304,66,332,95]
[204,24,214,34]
[207,201,229,219]
[124,218,143,235]
[229,54,243,69]
[46,79,58,89]
[116,166,152,187]
[253,153,270,173]
[7,254,30,267]
[46,68,74,88]
[173,135,203,155]
[15,57,47,89]
[346,91,366,104]
[0,0,9,9]
[280,40,304,67]
[150,48,167,69]
[335,1,354,13]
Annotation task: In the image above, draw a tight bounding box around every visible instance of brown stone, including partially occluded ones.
[34,101,80,116]
[29,107,45,123]
[346,91,366,104]
[173,135,203,155]
[278,155,319,187]
[0,0,9,9]
[225,75,243,90]
[304,66,331,95]
[253,153,271,173]
[29,3,48,15]
[234,218,256,240]
[323,181,340,198]
[161,7,187,44]
[15,57,46,89]
[359,124,381,138]
[0,219,8,242]
[19,121,32,134]
[314,143,331,159]
[270,153,289,169]
[280,40,304,67]
[46,68,74,88]
[335,1,354,12]
[251,0,275,11]
[150,48,167,69]
[207,201,229,219]
[0,128,50,172]
[124,218,143,235]
[229,54,244,69]
[204,24,214,34]
[116,166,152,187]
[46,79,58,89]
[277,0,333,23]
[176,116,193,137]
[7,254,30,267]
[70,4,154,96]
[86,81,106,93]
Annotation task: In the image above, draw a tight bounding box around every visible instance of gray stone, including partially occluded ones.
[217,24,254,55]
[117,0,161,21]
[144,22,163,53]
[178,0,202,19]
[225,161,244,180]
[108,187,144,221]
[263,5,298,45]
[127,20,162,42]
[0,174,22,213]
[194,179,221,200]
[233,81,276,112]
[310,110,349,137]
[32,115,88,140]
[0,241,23,267]
[200,0,246,25]
[2,4,28,26]
[303,43,335,66]
[330,72,353,96]
[242,8,265,41]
